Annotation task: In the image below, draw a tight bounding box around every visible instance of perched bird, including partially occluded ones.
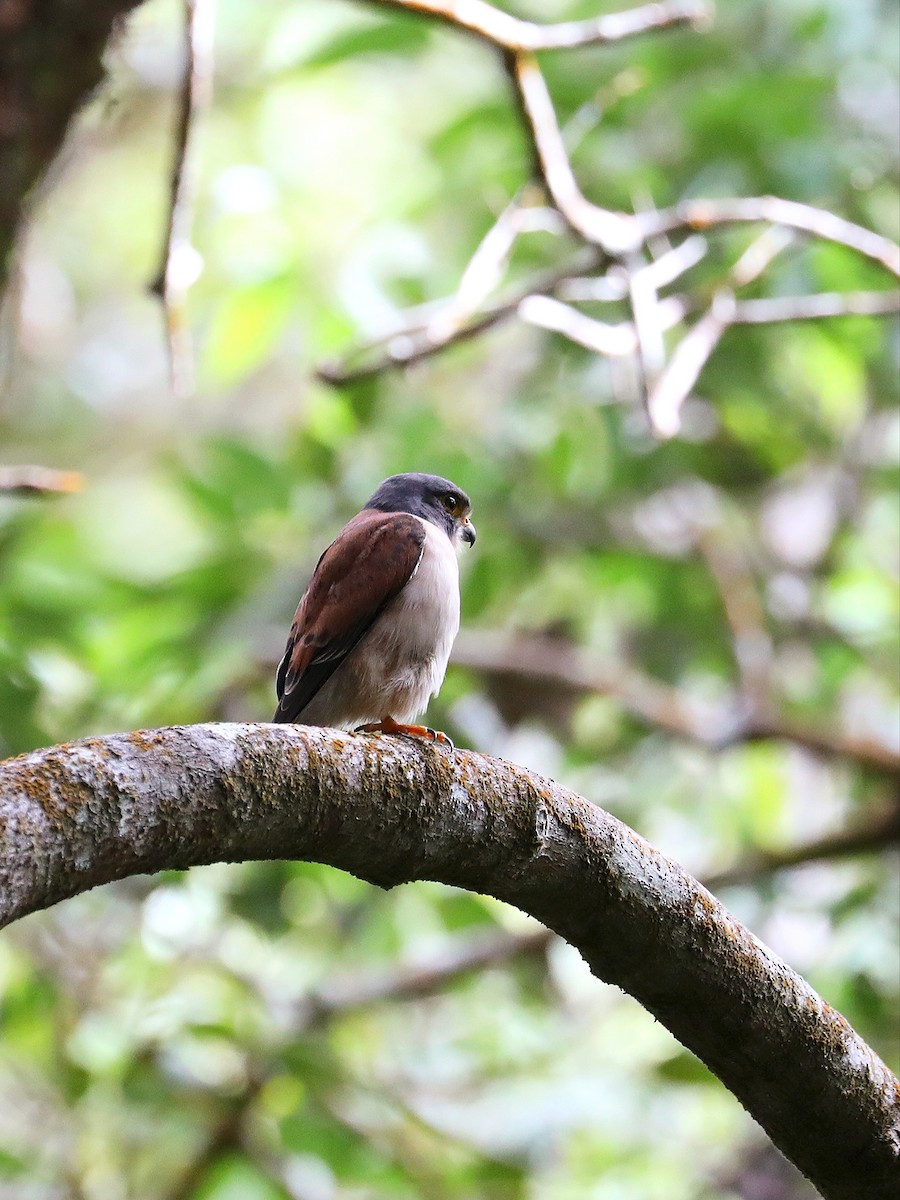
[273,472,476,745]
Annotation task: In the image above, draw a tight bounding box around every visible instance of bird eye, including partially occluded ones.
[444,493,459,512]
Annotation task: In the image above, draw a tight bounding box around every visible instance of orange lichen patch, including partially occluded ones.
[127,729,171,754]
[6,755,94,825]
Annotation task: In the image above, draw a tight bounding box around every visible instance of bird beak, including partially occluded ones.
[460,519,476,547]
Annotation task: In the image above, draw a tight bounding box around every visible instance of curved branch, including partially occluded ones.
[507,50,639,253]
[1,723,897,1199]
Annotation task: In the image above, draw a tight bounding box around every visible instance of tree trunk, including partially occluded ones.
[0,0,142,279]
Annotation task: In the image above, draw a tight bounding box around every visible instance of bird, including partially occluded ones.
[273,472,476,746]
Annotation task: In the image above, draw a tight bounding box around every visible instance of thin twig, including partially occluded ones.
[729,225,795,286]
[507,51,638,253]
[316,246,603,384]
[639,234,708,289]
[627,250,667,407]
[452,627,744,746]
[423,189,563,341]
[704,805,900,889]
[740,719,900,777]
[646,286,900,435]
[519,291,688,356]
[150,0,216,400]
[368,0,711,52]
[646,303,727,434]
[520,294,637,356]
[638,196,900,277]
[0,466,84,496]
[730,290,900,323]
[306,927,552,1018]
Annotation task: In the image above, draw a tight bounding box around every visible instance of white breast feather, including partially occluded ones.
[367,519,460,721]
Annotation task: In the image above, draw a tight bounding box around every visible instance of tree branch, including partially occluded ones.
[1,723,897,1200]
[315,246,604,384]
[506,50,639,253]
[451,628,900,777]
[169,784,900,1200]
[321,0,900,413]
[703,804,900,890]
[638,196,900,277]
[367,0,710,52]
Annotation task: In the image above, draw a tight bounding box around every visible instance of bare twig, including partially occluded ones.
[627,236,708,414]
[307,926,552,1017]
[646,285,900,435]
[729,290,900,323]
[519,291,688,356]
[369,0,711,52]
[640,234,709,289]
[452,626,734,741]
[740,718,900,777]
[0,466,84,496]
[417,189,563,344]
[507,51,638,253]
[638,196,900,277]
[316,246,603,383]
[318,0,900,418]
[150,0,216,400]
[627,250,667,404]
[729,225,795,286]
[520,294,639,356]
[646,218,897,434]
[646,303,726,434]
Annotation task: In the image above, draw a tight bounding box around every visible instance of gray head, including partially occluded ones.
[366,472,476,547]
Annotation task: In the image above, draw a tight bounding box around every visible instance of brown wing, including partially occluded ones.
[273,510,425,723]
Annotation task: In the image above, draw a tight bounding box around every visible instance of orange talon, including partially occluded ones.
[355,716,454,751]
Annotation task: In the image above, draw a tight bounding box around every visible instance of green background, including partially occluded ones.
[0,1,897,1196]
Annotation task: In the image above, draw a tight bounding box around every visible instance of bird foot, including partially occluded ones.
[355,716,454,751]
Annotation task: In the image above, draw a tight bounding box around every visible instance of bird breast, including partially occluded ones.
[369,517,460,697]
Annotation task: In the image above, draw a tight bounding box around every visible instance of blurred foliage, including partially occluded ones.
[0,0,898,1197]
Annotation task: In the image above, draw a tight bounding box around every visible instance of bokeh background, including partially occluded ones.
[1,0,898,1197]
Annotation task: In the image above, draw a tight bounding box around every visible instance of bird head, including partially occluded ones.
[366,473,476,549]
